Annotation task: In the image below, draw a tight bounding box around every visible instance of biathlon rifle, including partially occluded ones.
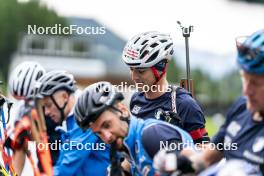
[177,21,195,96]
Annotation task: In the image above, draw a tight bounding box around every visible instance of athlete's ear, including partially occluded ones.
[115,102,129,117]
[62,90,69,100]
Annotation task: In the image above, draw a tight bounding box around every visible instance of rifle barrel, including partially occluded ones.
[185,36,191,92]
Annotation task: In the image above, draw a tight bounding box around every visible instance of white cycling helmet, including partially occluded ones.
[9,61,45,100]
[122,31,174,68]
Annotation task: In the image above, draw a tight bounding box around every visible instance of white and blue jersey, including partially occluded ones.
[130,86,209,143]
[123,115,194,176]
[212,96,264,173]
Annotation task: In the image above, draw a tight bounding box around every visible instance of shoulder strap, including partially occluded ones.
[171,85,178,113]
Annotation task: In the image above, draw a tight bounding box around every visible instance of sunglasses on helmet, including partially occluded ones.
[236,36,264,61]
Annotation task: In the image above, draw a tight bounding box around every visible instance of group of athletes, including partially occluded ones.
[1,29,264,176]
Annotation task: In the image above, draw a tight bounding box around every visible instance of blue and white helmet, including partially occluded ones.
[237,29,264,75]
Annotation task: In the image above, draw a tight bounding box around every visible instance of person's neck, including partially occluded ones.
[64,95,75,120]
[144,79,169,99]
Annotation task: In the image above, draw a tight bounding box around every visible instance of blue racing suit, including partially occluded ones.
[123,115,194,176]
[53,114,110,176]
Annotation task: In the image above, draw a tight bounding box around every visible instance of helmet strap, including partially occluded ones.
[151,62,167,84]
[50,94,69,125]
[110,106,130,125]
[119,115,130,125]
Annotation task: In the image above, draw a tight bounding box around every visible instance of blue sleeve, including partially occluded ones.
[53,128,98,176]
[212,96,247,146]
[141,123,182,159]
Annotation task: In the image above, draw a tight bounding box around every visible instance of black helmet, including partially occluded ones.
[35,70,76,98]
[74,81,124,130]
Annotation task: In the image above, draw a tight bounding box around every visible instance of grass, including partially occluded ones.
[205,117,220,137]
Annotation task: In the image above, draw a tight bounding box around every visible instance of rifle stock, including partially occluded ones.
[180,79,194,97]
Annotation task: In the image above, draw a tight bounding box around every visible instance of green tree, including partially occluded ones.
[167,58,184,84]
[167,58,242,115]
[217,70,242,103]
[0,0,66,81]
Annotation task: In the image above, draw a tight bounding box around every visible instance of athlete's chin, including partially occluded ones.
[50,116,60,123]
[116,138,124,150]
[247,101,260,113]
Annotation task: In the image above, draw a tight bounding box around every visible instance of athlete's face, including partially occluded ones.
[90,104,129,149]
[241,70,264,114]
[130,67,156,90]
[40,91,69,123]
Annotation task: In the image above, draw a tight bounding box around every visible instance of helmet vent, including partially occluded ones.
[140,44,148,54]
[150,43,158,48]
[252,35,260,42]
[140,50,149,59]
[134,37,140,44]
[54,76,67,83]
[165,43,173,50]
[146,50,159,63]
[20,68,30,96]
[36,71,43,81]
[26,69,35,96]
[95,84,101,92]
[160,39,167,43]
[18,70,22,77]
[43,85,54,93]
[141,40,148,45]
[99,95,108,104]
